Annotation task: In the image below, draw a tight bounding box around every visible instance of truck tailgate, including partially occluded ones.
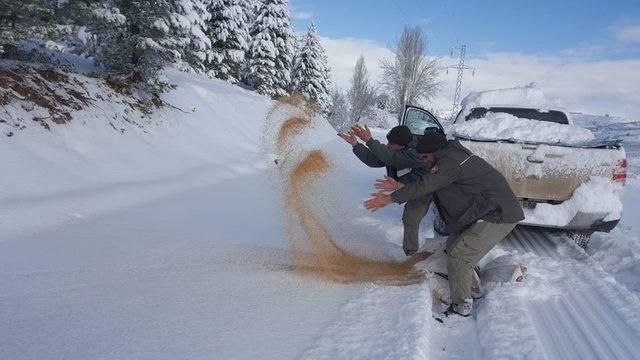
[460,140,625,201]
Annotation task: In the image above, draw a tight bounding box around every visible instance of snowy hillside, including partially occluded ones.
[3,67,640,359]
[1,65,273,239]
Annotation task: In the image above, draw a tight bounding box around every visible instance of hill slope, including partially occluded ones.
[1,66,275,239]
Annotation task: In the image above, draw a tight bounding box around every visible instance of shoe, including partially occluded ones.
[404,249,417,256]
[449,298,473,317]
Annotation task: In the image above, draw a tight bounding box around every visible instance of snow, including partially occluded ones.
[357,108,399,130]
[1,66,436,359]
[457,84,560,122]
[0,68,272,240]
[93,8,127,25]
[588,178,640,295]
[301,283,431,359]
[523,176,623,226]
[3,64,640,359]
[452,111,595,145]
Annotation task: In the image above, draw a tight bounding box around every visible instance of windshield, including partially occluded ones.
[466,107,569,124]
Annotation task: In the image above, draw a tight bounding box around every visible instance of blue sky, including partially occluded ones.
[290,0,640,117]
[291,0,640,60]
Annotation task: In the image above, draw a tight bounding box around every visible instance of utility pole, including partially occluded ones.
[447,45,475,115]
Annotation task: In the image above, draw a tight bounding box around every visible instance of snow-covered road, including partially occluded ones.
[0,170,363,359]
[4,162,640,359]
[293,225,640,360]
[482,226,640,359]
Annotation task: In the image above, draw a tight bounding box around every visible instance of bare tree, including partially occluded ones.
[380,26,441,119]
[348,55,377,123]
[327,87,350,130]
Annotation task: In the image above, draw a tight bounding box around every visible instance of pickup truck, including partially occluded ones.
[400,104,627,247]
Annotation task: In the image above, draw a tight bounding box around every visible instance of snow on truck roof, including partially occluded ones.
[451,112,595,146]
[452,85,603,146]
[458,84,565,121]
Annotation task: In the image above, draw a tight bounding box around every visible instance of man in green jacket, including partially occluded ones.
[338,124,432,256]
[364,130,524,317]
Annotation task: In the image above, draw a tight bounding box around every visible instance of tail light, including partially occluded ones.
[612,159,627,185]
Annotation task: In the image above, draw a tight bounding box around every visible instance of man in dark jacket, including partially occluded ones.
[338,124,432,255]
[364,131,524,316]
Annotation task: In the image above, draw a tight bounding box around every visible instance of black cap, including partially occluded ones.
[386,125,413,146]
[416,130,447,153]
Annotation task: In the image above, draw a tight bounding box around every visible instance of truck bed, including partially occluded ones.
[458,138,625,202]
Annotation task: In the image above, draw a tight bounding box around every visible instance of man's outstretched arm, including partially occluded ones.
[365,139,426,169]
[351,124,427,169]
[353,143,386,168]
[338,131,385,168]
[364,160,461,211]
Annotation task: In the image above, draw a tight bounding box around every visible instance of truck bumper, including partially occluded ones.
[520,211,621,233]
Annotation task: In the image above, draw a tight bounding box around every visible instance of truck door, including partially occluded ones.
[401,106,445,137]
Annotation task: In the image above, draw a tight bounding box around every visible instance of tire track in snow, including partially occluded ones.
[302,226,640,359]
[493,226,640,359]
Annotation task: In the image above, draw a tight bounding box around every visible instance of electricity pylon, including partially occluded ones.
[446,44,475,116]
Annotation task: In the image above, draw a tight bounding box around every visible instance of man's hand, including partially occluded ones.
[375,175,404,192]
[364,192,393,212]
[351,124,372,142]
[337,132,358,146]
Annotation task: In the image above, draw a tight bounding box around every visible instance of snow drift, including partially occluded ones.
[523,176,624,226]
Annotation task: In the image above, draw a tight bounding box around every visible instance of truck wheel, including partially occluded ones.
[433,211,450,236]
[567,230,593,248]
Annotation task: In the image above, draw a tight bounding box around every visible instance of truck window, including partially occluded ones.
[404,107,443,135]
[466,107,569,124]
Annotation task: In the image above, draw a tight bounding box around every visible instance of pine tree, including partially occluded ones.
[290,22,331,112]
[245,0,293,98]
[81,0,176,91]
[244,0,262,26]
[161,0,212,74]
[206,0,250,83]
[0,0,59,57]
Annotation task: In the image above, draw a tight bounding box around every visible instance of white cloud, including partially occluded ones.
[321,36,640,119]
[611,24,640,43]
[293,11,314,20]
[319,36,394,91]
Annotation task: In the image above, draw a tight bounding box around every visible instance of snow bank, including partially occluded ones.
[452,112,595,145]
[301,284,431,360]
[458,84,559,121]
[0,68,275,240]
[523,177,623,227]
[588,179,640,296]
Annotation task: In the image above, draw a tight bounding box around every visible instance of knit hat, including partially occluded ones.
[386,125,413,146]
[416,129,447,153]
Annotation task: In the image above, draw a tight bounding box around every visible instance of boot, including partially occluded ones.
[450,298,473,317]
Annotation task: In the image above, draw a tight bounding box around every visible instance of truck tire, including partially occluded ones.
[567,230,593,248]
[433,210,450,236]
